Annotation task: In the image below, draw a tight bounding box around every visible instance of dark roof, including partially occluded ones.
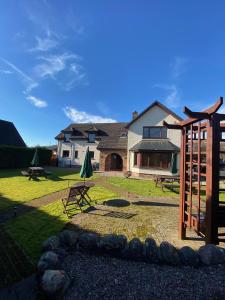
[97,136,127,150]
[0,120,26,147]
[126,101,183,128]
[130,139,180,152]
[55,122,128,150]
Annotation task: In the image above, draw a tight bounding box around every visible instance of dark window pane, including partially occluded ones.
[62,150,69,158]
[134,152,137,165]
[75,151,78,158]
[149,127,161,138]
[90,151,94,159]
[143,127,149,138]
[88,133,95,142]
[161,127,167,138]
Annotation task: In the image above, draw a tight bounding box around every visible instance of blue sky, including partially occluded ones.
[1,0,225,146]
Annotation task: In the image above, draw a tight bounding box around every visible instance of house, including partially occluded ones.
[55,100,182,176]
[55,123,128,170]
[126,101,182,177]
[0,119,26,147]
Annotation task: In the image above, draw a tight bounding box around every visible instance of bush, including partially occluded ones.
[0,146,52,169]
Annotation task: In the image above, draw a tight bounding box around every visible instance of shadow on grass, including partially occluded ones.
[84,205,136,219]
[132,200,179,208]
[103,199,130,207]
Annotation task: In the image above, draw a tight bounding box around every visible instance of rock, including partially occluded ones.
[159,242,180,265]
[128,238,143,260]
[198,244,225,265]
[41,270,70,298]
[42,235,60,252]
[37,251,60,274]
[99,234,127,253]
[78,232,99,250]
[179,246,199,267]
[55,248,68,260]
[144,238,159,263]
[59,230,78,248]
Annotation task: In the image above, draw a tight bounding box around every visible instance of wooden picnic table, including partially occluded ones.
[154,175,180,191]
[62,181,95,217]
[21,167,51,180]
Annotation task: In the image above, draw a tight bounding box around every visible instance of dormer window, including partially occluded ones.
[121,132,127,138]
[88,133,96,143]
[64,134,70,142]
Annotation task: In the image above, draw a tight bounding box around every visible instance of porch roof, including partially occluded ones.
[130,139,180,152]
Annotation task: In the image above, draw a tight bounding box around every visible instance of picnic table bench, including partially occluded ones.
[21,167,52,180]
[154,175,180,191]
[62,181,95,218]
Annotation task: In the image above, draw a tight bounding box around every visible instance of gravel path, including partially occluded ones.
[64,252,225,300]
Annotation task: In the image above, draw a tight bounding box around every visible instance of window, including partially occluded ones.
[64,134,70,142]
[74,151,78,159]
[89,151,95,159]
[143,126,167,139]
[62,150,70,158]
[141,152,171,169]
[88,133,96,143]
[133,152,137,166]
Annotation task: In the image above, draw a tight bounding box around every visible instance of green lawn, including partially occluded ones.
[5,185,118,262]
[0,168,99,212]
[107,176,179,197]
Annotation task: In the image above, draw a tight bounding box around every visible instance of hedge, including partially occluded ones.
[0,146,52,169]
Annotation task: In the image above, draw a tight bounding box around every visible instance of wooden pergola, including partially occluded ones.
[164,97,225,244]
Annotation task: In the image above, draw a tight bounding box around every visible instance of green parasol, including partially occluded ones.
[171,152,178,174]
[31,148,39,167]
[80,147,93,182]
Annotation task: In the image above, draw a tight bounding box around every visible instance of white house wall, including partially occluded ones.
[58,140,100,167]
[127,105,181,175]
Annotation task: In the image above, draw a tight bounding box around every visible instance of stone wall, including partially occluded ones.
[99,149,127,172]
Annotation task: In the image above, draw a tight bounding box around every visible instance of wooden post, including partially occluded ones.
[205,115,220,244]
[137,152,142,168]
[179,128,186,239]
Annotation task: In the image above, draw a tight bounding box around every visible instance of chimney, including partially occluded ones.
[132,111,138,120]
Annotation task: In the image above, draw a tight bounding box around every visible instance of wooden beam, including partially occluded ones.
[183,106,209,119]
[180,97,223,127]
[163,121,182,130]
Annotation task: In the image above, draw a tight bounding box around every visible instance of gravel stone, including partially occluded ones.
[159,241,180,265]
[179,246,199,267]
[42,235,60,252]
[41,269,70,298]
[144,238,159,263]
[198,244,225,265]
[37,251,59,274]
[63,252,225,300]
[59,230,79,248]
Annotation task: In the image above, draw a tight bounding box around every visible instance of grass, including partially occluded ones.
[5,185,118,262]
[0,168,99,212]
[107,176,179,197]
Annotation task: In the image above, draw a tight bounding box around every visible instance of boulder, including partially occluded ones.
[37,251,60,274]
[78,232,99,250]
[159,242,180,265]
[41,270,70,298]
[198,244,225,265]
[144,238,159,263]
[42,235,60,252]
[179,246,199,267]
[99,234,127,253]
[59,230,78,248]
[128,238,143,260]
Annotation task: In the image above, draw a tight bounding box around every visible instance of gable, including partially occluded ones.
[126,101,182,129]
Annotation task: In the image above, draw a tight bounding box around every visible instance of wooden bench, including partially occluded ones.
[21,170,29,177]
[154,175,180,192]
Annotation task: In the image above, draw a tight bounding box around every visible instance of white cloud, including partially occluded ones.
[170,56,188,80]
[0,69,13,74]
[29,36,59,52]
[63,106,116,123]
[0,57,38,93]
[26,95,48,108]
[34,53,80,79]
[154,84,180,108]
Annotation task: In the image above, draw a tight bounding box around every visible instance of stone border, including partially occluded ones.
[38,230,225,298]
